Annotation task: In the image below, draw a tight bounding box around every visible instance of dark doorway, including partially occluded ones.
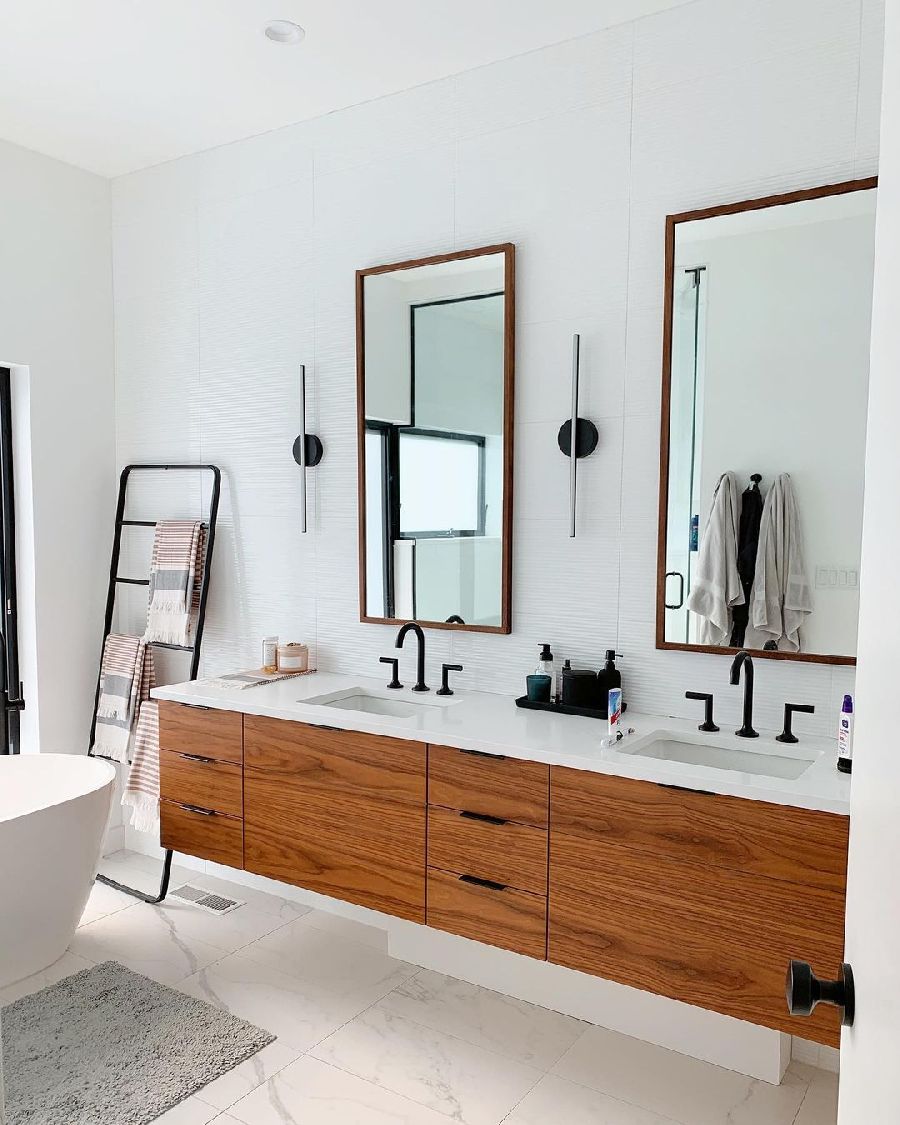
[0,367,23,753]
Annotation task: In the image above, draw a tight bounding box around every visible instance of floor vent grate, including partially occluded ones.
[170,884,245,915]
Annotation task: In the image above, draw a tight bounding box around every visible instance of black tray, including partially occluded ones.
[516,695,611,721]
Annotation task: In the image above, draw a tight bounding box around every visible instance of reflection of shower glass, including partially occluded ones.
[665,266,707,644]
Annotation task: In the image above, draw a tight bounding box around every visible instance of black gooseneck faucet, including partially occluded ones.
[730,650,758,738]
[396,621,429,692]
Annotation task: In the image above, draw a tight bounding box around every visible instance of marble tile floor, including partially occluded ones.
[2,850,839,1125]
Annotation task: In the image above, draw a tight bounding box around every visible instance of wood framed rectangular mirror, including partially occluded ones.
[657,179,877,665]
[356,244,515,633]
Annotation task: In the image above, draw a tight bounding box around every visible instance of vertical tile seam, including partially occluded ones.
[851,0,865,173]
[615,23,637,651]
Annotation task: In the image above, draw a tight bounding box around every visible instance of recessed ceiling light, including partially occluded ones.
[264,20,306,44]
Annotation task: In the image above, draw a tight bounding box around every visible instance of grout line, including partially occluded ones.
[614,23,637,651]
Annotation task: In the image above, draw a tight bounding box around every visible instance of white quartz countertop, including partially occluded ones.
[152,671,851,815]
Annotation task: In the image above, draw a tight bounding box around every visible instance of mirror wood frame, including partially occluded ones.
[355,242,516,634]
[655,177,877,667]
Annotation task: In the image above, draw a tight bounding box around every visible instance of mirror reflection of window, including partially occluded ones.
[661,185,876,661]
[360,250,510,630]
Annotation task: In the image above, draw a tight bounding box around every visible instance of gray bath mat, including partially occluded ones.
[2,960,275,1124]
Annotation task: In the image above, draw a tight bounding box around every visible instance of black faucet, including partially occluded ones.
[396,622,429,692]
[729,650,758,738]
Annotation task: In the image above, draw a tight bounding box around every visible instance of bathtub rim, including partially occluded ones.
[0,753,116,826]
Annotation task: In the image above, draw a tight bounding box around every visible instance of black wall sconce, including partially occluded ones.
[292,363,323,533]
[557,333,598,537]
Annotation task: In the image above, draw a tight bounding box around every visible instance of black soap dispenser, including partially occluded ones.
[596,650,622,716]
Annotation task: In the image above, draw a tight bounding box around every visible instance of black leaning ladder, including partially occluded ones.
[89,463,221,904]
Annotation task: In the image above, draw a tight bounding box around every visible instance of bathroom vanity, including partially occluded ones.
[154,674,850,1049]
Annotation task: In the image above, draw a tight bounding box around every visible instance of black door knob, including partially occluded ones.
[786,960,855,1027]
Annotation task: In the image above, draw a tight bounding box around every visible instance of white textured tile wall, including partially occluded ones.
[112,0,882,736]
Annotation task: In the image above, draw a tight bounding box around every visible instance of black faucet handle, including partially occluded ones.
[776,703,816,744]
[685,691,719,733]
[437,663,463,697]
[379,656,403,690]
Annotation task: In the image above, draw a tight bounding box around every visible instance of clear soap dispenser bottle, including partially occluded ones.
[536,643,555,699]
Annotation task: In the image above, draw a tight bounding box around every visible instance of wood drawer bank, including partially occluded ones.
[158,701,244,867]
[549,769,849,1047]
[158,705,848,1046]
[243,716,427,922]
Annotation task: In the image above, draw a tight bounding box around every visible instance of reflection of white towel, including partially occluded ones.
[751,473,812,652]
[686,472,743,645]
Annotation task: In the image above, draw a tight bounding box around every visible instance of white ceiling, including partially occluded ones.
[0,0,693,178]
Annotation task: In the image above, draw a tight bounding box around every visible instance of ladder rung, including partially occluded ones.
[115,577,150,585]
[150,642,195,652]
[120,521,209,528]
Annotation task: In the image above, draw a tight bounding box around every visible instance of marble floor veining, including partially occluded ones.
[3,850,839,1125]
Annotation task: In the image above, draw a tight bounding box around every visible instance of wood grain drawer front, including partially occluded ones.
[158,702,243,766]
[427,805,548,895]
[244,716,425,803]
[160,800,243,869]
[428,745,549,828]
[551,767,849,893]
[244,716,426,923]
[549,833,844,1046]
[427,868,547,960]
[159,750,242,818]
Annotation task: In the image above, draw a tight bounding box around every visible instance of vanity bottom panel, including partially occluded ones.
[426,867,547,960]
[160,800,243,868]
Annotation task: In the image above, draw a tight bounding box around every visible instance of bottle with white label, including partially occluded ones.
[837,694,854,774]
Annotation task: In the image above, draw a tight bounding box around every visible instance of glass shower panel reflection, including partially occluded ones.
[665,267,706,644]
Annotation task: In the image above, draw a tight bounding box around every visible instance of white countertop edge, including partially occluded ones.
[152,671,851,816]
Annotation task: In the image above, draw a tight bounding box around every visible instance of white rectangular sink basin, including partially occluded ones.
[301,687,458,721]
[621,736,814,780]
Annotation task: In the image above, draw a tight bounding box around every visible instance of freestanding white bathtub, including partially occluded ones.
[0,754,115,989]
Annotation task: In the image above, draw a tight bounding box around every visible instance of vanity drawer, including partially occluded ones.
[427,805,547,895]
[160,799,243,868]
[551,768,849,893]
[549,833,844,1045]
[159,750,243,818]
[427,868,547,960]
[158,702,243,766]
[428,745,549,828]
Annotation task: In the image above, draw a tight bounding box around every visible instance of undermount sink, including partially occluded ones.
[620,735,815,780]
[301,687,458,721]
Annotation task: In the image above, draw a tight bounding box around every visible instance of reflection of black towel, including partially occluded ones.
[730,483,764,647]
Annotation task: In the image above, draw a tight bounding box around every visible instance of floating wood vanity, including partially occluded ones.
[158,698,849,1048]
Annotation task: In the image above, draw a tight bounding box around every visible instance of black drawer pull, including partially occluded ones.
[657,783,716,797]
[459,748,507,761]
[184,704,212,711]
[460,810,507,826]
[182,754,215,764]
[459,874,508,891]
[178,803,216,817]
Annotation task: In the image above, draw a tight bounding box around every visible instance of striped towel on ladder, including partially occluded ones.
[145,520,206,647]
[123,701,160,832]
[91,635,155,763]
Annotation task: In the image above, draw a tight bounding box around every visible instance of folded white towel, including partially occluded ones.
[750,473,812,651]
[686,471,744,646]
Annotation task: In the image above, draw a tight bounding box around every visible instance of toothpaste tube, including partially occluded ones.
[607,687,622,740]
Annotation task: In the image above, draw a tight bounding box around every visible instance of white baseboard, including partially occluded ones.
[102,825,125,855]
[792,1036,840,1073]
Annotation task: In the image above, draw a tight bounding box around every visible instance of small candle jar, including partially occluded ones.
[277,642,309,673]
